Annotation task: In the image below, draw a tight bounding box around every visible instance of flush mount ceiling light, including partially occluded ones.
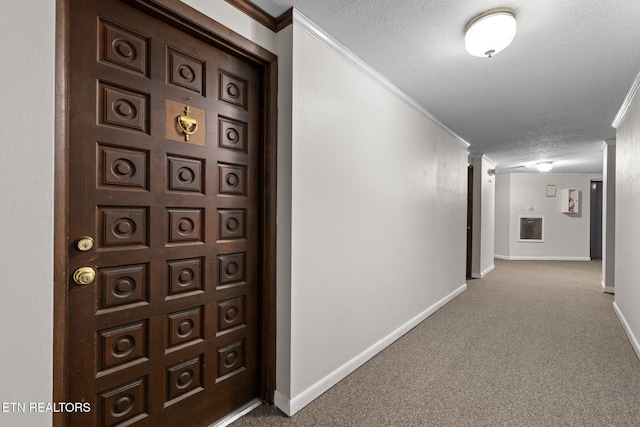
[465,8,516,58]
[536,162,553,172]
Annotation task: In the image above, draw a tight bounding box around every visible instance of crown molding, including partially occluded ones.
[612,69,640,128]
[225,0,292,32]
[275,9,293,31]
[292,10,470,150]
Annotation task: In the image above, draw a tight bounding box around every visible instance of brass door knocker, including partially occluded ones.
[177,106,198,141]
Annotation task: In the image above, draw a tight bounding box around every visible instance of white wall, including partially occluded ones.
[181,0,278,52]
[613,78,640,360]
[471,155,496,278]
[495,173,600,260]
[0,3,55,427]
[273,24,294,402]
[495,174,511,257]
[602,141,616,293]
[283,19,468,414]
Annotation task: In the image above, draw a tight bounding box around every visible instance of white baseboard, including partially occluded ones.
[471,264,495,279]
[601,281,615,294]
[613,302,640,361]
[494,255,591,261]
[274,283,468,417]
[273,391,291,416]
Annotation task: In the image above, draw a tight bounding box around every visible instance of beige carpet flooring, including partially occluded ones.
[231,259,640,426]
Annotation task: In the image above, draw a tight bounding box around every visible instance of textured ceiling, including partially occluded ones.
[250,0,640,174]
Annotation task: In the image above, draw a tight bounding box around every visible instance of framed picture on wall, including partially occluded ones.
[546,185,556,197]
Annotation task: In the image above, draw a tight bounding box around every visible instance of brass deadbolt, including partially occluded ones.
[73,267,96,285]
[75,236,94,252]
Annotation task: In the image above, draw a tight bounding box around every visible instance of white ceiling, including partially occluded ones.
[249,0,640,174]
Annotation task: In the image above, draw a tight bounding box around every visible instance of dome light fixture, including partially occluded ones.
[536,162,553,172]
[465,8,516,58]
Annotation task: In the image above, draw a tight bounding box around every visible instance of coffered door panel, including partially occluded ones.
[67,0,262,425]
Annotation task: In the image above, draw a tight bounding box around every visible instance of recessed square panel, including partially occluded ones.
[100,378,148,427]
[216,340,245,382]
[99,144,148,190]
[99,207,148,248]
[167,208,203,244]
[167,258,203,296]
[100,264,148,309]
[99,19,149,76]
[168,156,203,193]
[218,163,245,195]
[219,70,247,109]
[218,117,247,152]
[98,320,147,372]
[218,253,246,286]
[98,82,149,133]
[217,296,246,334]
[167,47,204,94]
[166,356,203,405]
[218,209,245,241]
[166,307,203,350]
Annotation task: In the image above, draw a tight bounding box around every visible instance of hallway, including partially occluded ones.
[233,259,640,426]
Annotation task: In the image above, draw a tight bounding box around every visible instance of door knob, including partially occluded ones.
[73,267,96,285]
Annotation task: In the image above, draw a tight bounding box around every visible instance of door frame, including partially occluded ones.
[53,1,278,424]
[466,165,473,278]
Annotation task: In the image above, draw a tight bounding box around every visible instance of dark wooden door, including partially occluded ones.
[590,181,603,259]
[66,0,262,425]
